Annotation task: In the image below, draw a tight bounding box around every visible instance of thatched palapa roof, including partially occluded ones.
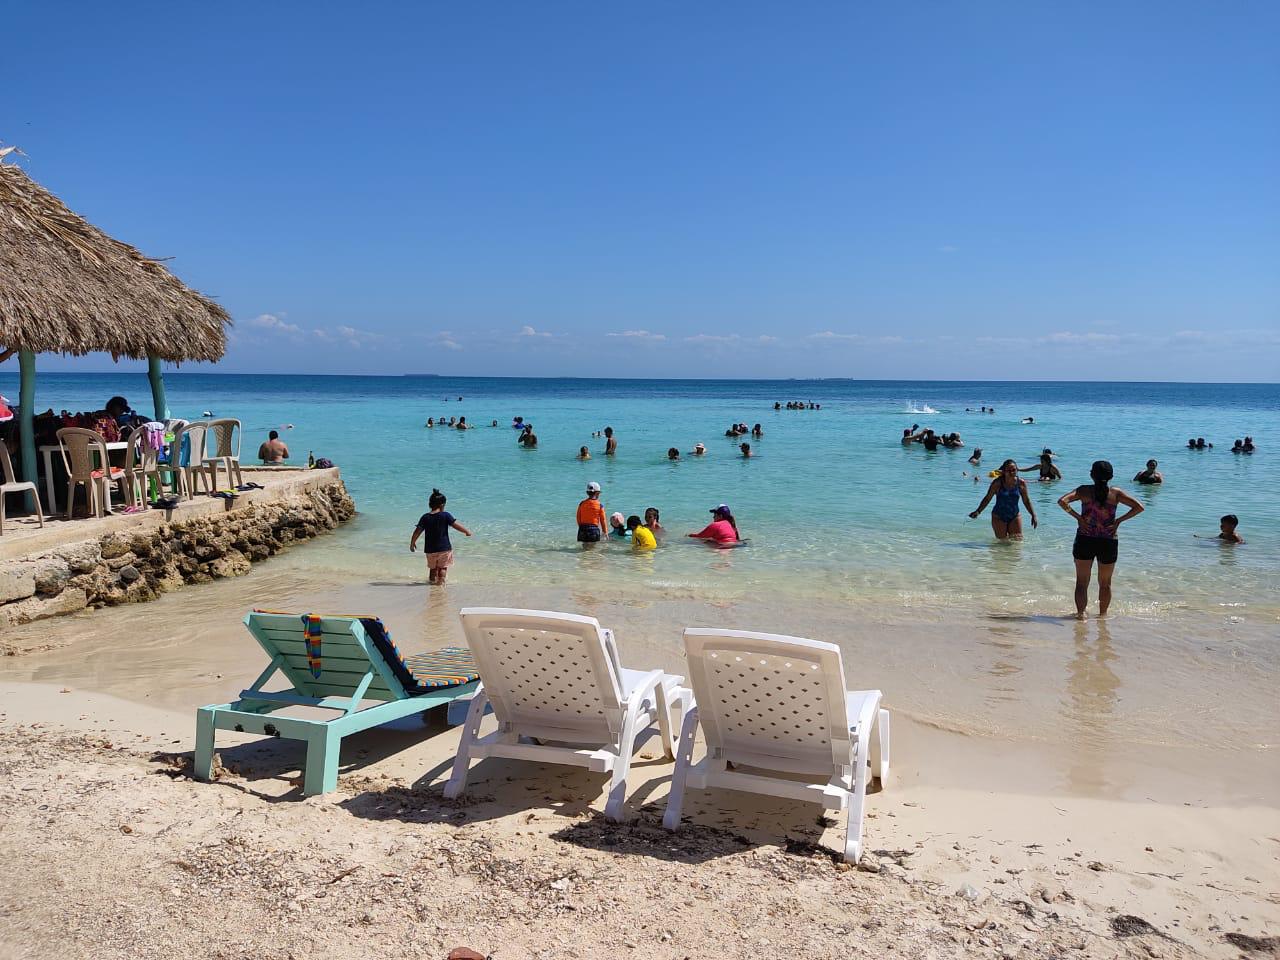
[0,158,229,362]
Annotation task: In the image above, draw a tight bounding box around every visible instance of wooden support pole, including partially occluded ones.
[148,355,169,421]
[19,349,37,512]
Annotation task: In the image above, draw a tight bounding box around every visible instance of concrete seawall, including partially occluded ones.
[0,468,354,630]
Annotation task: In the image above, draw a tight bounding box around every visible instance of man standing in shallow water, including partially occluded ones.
[603,426,617,456]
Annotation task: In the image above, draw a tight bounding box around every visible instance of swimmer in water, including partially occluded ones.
[604,426,617,456]
[1021,417,1034,424]
[739,442,753,458]
[690,442,706,456]
[426,417,434,428]
[1020,449,1061,482]
[688,504,740,545]
[1133,459,1163,484]
[1196,514,1244,544]
[969,459,1038,540]
[627,514,656,550]
[968,447,983,465]
[644,506,665,541]
[751,423,763,438]
[577,446,591,460]
[609,512,630,539]
[576,482,606,546]
[667,447,681,460]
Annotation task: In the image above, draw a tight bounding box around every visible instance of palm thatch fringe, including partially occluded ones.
[0,159,229,361]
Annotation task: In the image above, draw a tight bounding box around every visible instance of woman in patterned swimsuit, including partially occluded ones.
[1057,461,1145,620]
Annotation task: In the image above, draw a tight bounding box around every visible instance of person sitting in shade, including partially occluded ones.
[258,429,289,464]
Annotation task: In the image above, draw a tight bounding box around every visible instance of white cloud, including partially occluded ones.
[684,333,739,344]
[439,339,462,351]
[1042,331,1122,344]
[607,330,667,341]
[808,331,864,342]
[247,313,302,335]
[518,325,552,338]
[938,245,958,253]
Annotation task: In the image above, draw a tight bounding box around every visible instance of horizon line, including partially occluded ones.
[4,370,1277,387]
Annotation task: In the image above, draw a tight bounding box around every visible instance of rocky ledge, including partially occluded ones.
[0,477,354,629]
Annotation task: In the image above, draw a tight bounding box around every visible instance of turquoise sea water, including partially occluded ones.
[5,374,1277,622]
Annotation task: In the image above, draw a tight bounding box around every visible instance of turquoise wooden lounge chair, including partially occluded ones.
[194,611,480,796]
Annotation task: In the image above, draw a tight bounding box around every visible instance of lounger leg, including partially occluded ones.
[444,688,490,800]
[303,727,340,796]
[872,709,890,785]
[65,480,75,519]
[662,704,700,830]
[844,739,869,863]
[655,681,681,760]
[194,707,217,782]
[604,700,644,822]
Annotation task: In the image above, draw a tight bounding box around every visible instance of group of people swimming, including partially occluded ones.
[574,482,742,549]
[775,401,821,410]
[902,425,965,451]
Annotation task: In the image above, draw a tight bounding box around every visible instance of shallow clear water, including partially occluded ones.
[6,374,1277,623]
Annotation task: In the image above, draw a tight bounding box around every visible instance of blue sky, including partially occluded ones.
[4,2,1277,380]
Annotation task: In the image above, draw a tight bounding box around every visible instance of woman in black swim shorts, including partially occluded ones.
[1057,461,1144,620]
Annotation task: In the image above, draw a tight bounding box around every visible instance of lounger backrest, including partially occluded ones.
[459,607,624,741]
[244,612,410,702]
[56,427,108,481]
[682,628,852,773]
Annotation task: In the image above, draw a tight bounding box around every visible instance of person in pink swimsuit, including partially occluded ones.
[1057,461,1144,620]
[688,504,740,546]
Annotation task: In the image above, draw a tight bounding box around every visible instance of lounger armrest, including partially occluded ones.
[846,689,882,738]
[619,668,663,705]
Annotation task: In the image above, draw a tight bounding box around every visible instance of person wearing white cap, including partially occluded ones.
[576,481,607,546]
[690,442,706,456]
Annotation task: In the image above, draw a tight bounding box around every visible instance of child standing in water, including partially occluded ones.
[409,488,472,585]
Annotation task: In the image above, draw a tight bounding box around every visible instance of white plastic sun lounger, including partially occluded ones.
[662,628,890,862]
[445,607,690,821]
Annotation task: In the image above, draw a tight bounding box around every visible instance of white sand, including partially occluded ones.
[1,678,1276,959]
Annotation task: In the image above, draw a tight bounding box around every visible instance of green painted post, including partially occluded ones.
[147,355,169,421]
[18,349,37,513]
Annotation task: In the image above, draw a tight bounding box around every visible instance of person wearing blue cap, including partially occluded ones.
[687,504,740,545]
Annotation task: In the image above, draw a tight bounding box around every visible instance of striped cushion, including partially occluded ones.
[403,649,481,689]
[252,609,479,696]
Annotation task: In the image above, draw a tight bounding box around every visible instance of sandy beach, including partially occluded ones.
[2,563,1277,960]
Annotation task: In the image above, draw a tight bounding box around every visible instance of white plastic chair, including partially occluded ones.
[171,421,213,500]
[0,442,43,534]
[202,418,243,490]
[123,428,169,508]
[56,427,126,519]
[662,629,890,863]
[445,607,690,821]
